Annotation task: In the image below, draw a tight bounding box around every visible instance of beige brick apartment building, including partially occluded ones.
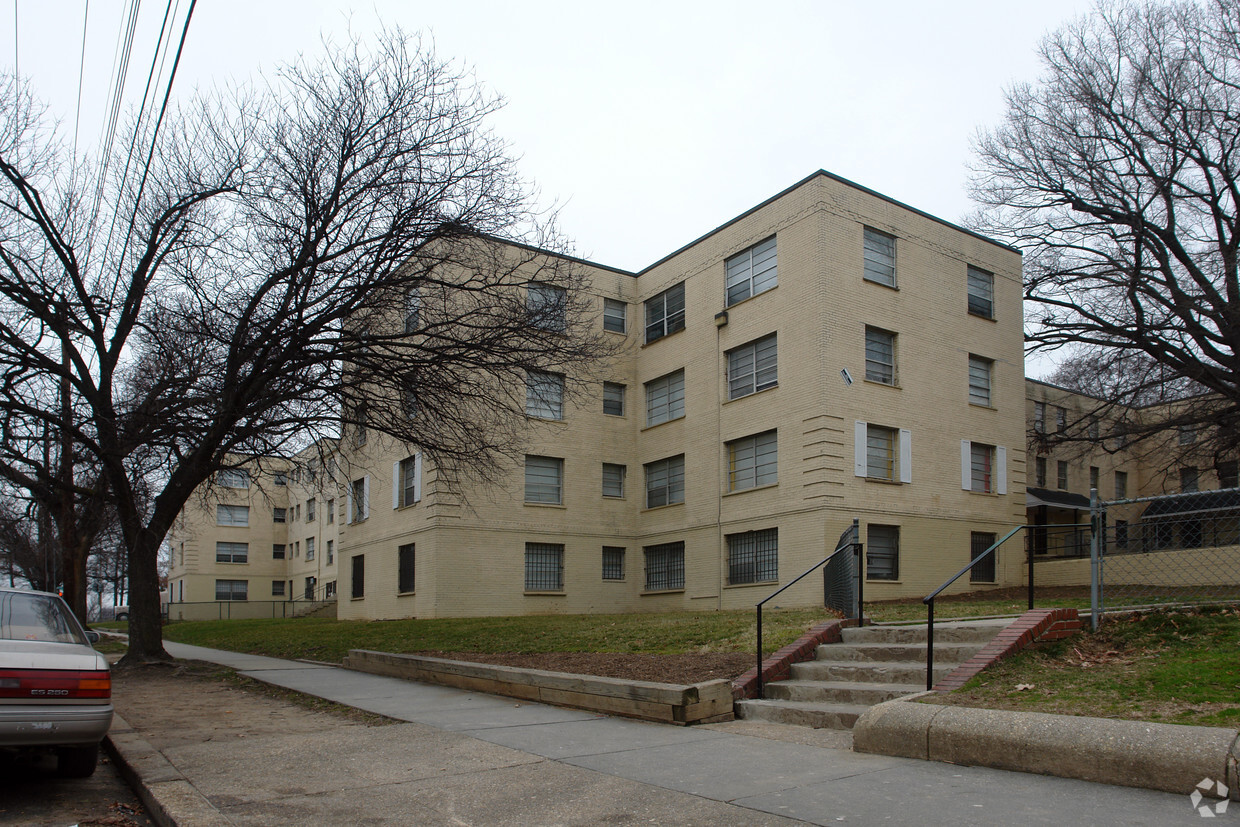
[168,170,1030,619]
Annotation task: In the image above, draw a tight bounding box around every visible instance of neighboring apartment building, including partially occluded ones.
[167,171,1030,619]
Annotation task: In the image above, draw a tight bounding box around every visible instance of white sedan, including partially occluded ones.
[0,587,114,777]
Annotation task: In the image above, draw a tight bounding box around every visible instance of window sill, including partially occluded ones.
[968,311,997,323]
[969,402,997,411]
[525,416,568,425]
[723,483,778,497]
[604,328,628,336]
[602,495,626,501]
[524,502,567,509]
[351,596,365,601]
[863,379,899,390]
[724,384,777,405]
[524,590,566,596]
[641,326,687,349]
[397,590,415,597]
[724,580,778,589]
[640,588,686,596]
[602,578,626,583]
[641,502,685,513]
[641,415,685,432]
[865,578,902,584]
[864,477,905,486]
[863,277,898,291]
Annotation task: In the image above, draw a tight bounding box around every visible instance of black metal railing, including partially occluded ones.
[754,519,862,698]
[921,525,1029,691]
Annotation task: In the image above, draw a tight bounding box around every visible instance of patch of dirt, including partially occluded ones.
[409,651,754,684]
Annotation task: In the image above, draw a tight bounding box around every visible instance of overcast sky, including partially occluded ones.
[2,0,1098,376]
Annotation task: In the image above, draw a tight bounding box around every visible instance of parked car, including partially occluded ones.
[98,606,129,621]
[0,587,113,777]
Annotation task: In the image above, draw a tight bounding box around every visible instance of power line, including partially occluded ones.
[89,0,142,232]
[72,0,90,164]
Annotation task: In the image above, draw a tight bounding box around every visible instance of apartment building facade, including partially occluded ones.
[168,171,1030,619]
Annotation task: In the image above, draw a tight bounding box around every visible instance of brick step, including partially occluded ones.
[790,659,952,685]
[842,620,1009,645]
[815,641,983,664]
[762,679,923,705]
[734,698,871,730]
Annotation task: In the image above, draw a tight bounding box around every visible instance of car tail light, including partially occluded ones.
[0,669,111,699]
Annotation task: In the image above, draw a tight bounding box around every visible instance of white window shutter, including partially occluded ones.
[899,429,912,484]
[414,454,423,503]
[854,421,868,477]
[996,446,1008,495]
[961,440,971,490]
[392,462,401,509]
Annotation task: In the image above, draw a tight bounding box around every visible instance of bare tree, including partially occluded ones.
[971,0,1240,454]
[0,31,612,662]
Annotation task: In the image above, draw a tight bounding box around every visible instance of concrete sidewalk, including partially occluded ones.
[107,642,1210,825]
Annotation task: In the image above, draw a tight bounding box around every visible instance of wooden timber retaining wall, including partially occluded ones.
[342,649,735,725]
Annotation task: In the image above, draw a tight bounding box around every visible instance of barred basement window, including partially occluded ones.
[602,547,625,580]
[727,528,778,585]
[525,543,564,591]
[970,532,997,583]
[866,525,899,581]
[725,236,777,306]
[643,542,684,591]
[271,581,285,597]
[398,543,416,593]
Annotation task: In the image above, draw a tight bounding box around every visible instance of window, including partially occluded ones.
[272,581,285,597]
[968,355,992,406]
[1057,461,1069,490]
[962,441,1007,494]
[1115,470,1128,499]
[645,283,685,343]
[1035,457,1047,487]
[864,327,896,385]
[295,505,301,521]
[1034,402,1046,434]
[728,431,778,491]
[350,478,368,522]
[294,541,300,558]
[1115,520,1129,549]
[528,282,566,331]
[645,455,685,508]
[218,469,249,488]
[1056,407,1067,432]
[273,544,286,560]
[306,498,315,521]
[1089,417,1100,439]
[274,472,287,486]
[603,382,626,416]
[602,463,626,498]
[603,298,627,333]
[215,580,248,601]
[727,334,777,399]
[967,265,994,318]
[1090,466,1100,490]
[327,498,334,523]
[525,371,564,420]
[854,422,912,483]
[396,455,421,508]
[351,555,365,599]
[401,376,418,419]
[525,455,563,504]
[866,525,899,581]
[272,507,287,524]
[862,227,896,287]
[305,537,315,561]
[1179,426,1197,445]
[326,540,334,565]
[354,403,368,446]
[404,287,420,333]
[398,543,416,593]
[1220,460,1238,489]
[602,547,625,580]
[727,528,778,585]
[644,542,685,590]
[645,370,685,426]
[216,504,249,527]
[524,543,564,591]
[970,532,997,583]
[307,462,318,484]
[1181,466,1199,493]
[725,236,778,306]
[326,581,336,598]
[215,542,248,564]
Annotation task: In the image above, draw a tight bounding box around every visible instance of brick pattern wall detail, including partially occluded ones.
[932,608,1081,692]
[731,618,857,700]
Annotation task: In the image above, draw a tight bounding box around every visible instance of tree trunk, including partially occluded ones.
[118,528,170,664]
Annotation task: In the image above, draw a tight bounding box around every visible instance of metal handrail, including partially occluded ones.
[754,519,862,698]
[920,524,1026,691]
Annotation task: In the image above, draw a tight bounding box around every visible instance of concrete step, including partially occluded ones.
[841,619,1008,645]
[762,679,923,705]
[816,641,983,664]
[735,698,871,729]
[790,659,952,685]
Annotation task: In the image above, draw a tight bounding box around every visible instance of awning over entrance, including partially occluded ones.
[1142,489,1240,518]
[1026,487,1091,510]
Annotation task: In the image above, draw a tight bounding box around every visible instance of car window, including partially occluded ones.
[0,593,86,644]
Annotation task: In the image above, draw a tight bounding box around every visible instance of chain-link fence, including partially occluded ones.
[1096,487,1240,616]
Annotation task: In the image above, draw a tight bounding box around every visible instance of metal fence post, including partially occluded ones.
[1089,488,1100,631]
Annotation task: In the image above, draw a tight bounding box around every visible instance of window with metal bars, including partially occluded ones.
[643,542,685,590]
[215,579,248,601]
[602,547,625,580]
[524,543,564,591]
[398,543,416,593]
[727,528,778,585]
[866,525,899,581]
[970,532,997,583]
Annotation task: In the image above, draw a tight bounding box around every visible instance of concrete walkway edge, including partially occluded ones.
[852,694,1240,799]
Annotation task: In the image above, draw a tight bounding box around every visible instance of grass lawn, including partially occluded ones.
[922,606,1240,728]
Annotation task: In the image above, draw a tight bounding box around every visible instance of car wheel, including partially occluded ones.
[56,744,99,778]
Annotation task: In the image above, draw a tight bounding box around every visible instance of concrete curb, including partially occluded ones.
[853,696,1240,799]
[104,712,232,827]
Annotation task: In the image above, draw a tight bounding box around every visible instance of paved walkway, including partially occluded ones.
[108,641,1207,825]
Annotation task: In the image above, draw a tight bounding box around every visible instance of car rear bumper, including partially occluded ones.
[0,704,114,747]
